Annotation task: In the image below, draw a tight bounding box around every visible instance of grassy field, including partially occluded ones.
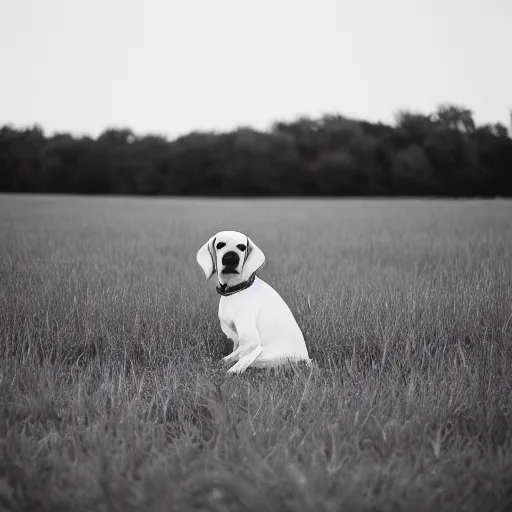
[1,194,512,512]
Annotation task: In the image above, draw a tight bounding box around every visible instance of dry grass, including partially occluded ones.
[1,195,512,512]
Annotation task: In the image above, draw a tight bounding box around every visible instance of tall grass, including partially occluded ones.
[1,195,512,511]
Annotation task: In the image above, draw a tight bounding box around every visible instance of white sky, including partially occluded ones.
[1,0,510,139]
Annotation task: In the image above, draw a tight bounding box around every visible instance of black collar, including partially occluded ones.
[216,273,256,297]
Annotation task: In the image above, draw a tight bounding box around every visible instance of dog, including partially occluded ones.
[196,230,311,374]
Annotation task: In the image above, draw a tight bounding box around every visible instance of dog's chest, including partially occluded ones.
[218,298,238,327]
[217,281,262,328]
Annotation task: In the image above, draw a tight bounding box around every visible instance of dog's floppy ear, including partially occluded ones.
[241,236,265,280]
[197,235,217,280]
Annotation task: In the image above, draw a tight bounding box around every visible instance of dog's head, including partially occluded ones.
[197,231,265,285]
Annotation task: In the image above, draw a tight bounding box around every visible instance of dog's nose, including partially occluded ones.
[222,251,240,268]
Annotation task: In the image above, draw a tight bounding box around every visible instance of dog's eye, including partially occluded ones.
[216,242,226,250]
[236,244,247,251]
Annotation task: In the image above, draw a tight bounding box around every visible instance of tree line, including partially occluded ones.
[1,104,511,196]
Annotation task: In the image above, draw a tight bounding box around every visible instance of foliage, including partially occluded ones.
[1,105,511,196]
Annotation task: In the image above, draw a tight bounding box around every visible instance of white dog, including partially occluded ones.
[197,230,311,374]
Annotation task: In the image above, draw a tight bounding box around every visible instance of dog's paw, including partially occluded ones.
[227,361,252,375]
[222,355,234,365]
[227,364,245,375]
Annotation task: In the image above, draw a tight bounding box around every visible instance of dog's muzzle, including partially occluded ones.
[221,251,240,274]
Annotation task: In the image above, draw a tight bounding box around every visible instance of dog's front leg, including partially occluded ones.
[220,320,239,350]
[222,316,259,365]
[227,345,263,374]
[222,342,253,365]
[222,345,242,364]
[225,320,261,373]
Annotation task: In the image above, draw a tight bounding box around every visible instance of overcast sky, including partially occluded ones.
[1,0,510,139]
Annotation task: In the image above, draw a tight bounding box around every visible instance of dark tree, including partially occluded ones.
[1,104,511,197]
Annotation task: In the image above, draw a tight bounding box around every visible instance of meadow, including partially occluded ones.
[1,194,512,512]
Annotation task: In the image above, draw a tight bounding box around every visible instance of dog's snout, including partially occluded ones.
[222,251,240,267]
